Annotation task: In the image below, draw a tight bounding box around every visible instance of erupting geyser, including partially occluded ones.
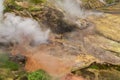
[0,0,50,46]
[56,0,84,18]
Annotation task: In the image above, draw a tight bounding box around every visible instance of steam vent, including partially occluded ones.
[0,0,120,80]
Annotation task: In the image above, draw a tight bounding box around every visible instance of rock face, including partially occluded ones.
[84,14,120,64]
[39,7,77,34]
[61,73,85,80]
[97,3,120,14]
[3,0,120,80]
[11,13,120,78]
[81,0,105,9]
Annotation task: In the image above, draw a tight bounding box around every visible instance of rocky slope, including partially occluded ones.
[1,0,120,80]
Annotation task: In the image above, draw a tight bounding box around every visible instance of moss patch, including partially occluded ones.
[29,0,46,4]
[28,70,51,80]
[0,53,20,71]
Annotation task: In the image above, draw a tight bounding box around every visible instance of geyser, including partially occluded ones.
[49,0,102,30]
[55,0,103,17]
[0,0,50,45]
[56,0,84,18]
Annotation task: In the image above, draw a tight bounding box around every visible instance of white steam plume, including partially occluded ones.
[54,0,103,18]
[0,1,50,45]
[55,0,85,18]
[99,0,106,4]
[52,0,103,28]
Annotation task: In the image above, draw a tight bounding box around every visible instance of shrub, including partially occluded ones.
[28,70,51,80]
[4,61,20,71]
[0,53,20,71]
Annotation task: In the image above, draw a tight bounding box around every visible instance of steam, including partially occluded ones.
[54,0,102,18]
[56,0,85,18]
[0,0,102,45]
[0,0,4,21]
[0,1,50,45]
[99,0,106,4]
[53,0,103,28]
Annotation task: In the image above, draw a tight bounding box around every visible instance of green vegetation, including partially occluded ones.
[4,0,23,12]
[28,6,42,11]
[29,0,46,4]
[89,63,113,70]
[3,61,20,71]
[4,0,46,12]
[0,53,20,71]
[89,64,99,69]
[0,53,51,80]
[28,70,51,80]
[105,0,115,4]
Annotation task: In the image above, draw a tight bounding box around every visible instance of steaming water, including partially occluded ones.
[0,0,50,45]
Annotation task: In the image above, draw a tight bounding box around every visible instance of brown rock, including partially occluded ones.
[61,73,85,80]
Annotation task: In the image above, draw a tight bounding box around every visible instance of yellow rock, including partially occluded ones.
[93,14,120,42]
[86,35,120,54]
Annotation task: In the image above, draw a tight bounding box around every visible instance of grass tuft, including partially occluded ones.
[28,69,51,80]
